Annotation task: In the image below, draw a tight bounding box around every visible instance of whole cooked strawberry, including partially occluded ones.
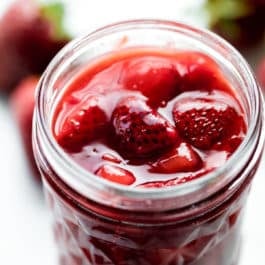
[174,52,230,93]
[173,95,246,150]
[111,96,178,158]
[121,56,181,108]
[0,0,70,93]
[150,142,202,174]
[206,0,265,49]
[55,95,108,153]
[10,76,40,179]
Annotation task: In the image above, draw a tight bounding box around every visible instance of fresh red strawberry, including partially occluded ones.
[0,0,70,93]
[96,165,135,185]
[10,76,40,179]
[173,97,245,150]
[206,0,265,49]
[111,96,178,157]
[55,96,108,152]
[150,142,202,174]
[121,56,181,107]
[257,57,265,91]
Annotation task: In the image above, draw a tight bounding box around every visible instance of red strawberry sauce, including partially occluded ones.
[53,49,246,188]
[35,21,264,265]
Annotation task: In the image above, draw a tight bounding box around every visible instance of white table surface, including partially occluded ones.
[0,1,264,264]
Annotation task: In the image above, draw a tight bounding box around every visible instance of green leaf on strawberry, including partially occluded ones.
[205,0,265,48]
[206,0,253,25]
[40,2,69,41]
[0,0,71,92]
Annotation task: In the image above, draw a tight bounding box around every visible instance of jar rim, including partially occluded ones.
[35,19,264,209]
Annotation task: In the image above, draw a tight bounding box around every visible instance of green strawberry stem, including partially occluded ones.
[40,1,70,40]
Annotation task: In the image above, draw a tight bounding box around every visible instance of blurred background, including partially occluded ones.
[0,0,264,264]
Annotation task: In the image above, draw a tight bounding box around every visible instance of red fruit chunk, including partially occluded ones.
[112,96,178,157]
[175,52,229,93]
[257,58,265,92]
[55,96,108,152]
[10,76,40,179]
[122,57,180,107]
[96,165,135,185]
[173,97,244,150]
[150,142,203,174]
[0,0,70,92]
[215,135,244,154]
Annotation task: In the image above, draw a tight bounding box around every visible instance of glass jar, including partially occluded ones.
[33,20,264,265]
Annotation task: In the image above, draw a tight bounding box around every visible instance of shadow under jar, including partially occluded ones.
[33,20,264,265]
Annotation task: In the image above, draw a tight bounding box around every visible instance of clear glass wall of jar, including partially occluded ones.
[33,20,264,265]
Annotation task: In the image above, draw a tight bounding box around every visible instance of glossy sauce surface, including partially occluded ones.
[53,49,246,187]
[46,49,257,265]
